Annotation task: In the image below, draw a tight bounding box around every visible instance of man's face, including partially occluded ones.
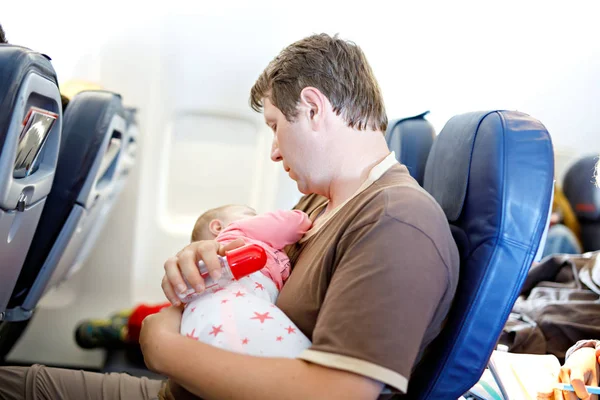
[263,98,326,194]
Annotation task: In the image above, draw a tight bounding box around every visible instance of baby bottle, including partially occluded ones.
[178,244,267,303]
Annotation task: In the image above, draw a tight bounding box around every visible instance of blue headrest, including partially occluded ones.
[424,112,484,221]
[386,111,435,186]
[563,155,600,221]
[408,111,554,398]
[0,45,57,147]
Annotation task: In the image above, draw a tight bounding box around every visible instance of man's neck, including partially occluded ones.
[324,135,391,211]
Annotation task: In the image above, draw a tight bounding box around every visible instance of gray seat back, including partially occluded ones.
[0,45,62,318]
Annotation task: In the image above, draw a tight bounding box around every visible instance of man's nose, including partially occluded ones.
[271,139,282,162]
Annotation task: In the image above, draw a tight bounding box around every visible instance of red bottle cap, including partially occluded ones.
[226,244,267,280]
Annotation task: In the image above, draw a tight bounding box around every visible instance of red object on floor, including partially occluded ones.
[127,302,170,342]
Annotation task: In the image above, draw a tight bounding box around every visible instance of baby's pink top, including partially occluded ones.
[216,210,312,290]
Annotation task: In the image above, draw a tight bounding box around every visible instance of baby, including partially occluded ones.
[179,204,312,358]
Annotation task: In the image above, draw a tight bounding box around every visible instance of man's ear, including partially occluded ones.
[208,219,224,236]
[299,87,326,129]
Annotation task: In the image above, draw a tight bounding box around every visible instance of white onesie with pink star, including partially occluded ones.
[179,209,312,357]
[180,270,311,357]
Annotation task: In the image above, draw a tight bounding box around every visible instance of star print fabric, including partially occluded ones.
[180,271,311,357]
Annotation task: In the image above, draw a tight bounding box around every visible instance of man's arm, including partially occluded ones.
[145,329,383,400]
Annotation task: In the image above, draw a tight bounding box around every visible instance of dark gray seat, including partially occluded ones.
[0,44,62,320]
[563,155,600,252]
[385,111,435,186]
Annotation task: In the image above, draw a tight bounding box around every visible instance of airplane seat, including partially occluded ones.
[0,44,62,321]
[385,111,435,186]
[406,110,554,398]
[3,90,127,324]
[562,154,600,252]
[61,106,138,279]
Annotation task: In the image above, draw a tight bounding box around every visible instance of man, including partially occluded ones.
[149,33,459,399]
[0,33,459,400]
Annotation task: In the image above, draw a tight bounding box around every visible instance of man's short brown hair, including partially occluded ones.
[250,33,387,132]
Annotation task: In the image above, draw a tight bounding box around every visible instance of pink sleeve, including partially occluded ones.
[229,210,312,249]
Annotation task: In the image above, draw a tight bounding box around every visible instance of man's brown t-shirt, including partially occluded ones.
[278,162,459,393]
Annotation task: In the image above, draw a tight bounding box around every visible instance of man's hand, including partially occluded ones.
[139,305,183,372]
[162,238,245,305]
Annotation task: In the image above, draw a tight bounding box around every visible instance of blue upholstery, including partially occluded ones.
[0,45,62,316]
[385,111,435,186]
[563,155,600,252]
[406,111,554,398]
[7,91,126,315]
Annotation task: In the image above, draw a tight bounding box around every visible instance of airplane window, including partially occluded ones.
[162,112,260,225]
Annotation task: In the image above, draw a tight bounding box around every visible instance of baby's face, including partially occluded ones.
[222,205,257,227]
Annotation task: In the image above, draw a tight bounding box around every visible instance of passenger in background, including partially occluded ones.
[542,185,582,258]
[538,158,600,400]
